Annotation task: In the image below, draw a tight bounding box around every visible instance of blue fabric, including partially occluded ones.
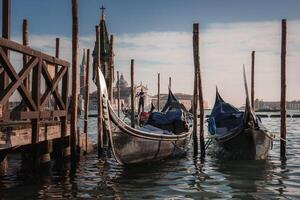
[208,117,217,135]
[150,109,183,126]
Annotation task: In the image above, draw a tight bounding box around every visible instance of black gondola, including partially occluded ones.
[207,69,273,160]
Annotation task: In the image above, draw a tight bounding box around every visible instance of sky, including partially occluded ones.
[1,0,300,107]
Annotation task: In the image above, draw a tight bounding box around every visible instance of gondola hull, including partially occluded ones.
[110,122,191,164]
[214,128,272,160]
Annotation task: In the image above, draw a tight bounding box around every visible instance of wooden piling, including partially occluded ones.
[96,25,104,156]
[117,71,120,117]
[22,19,30,89]
[251,51,255,109]
[280,19,287,160]
[169,77,171,90]
[193,23,205,157]
[157,73,160,111]
[192,24,199,154]
[84,49,90,153]
[109,35,114,101]
[71,0,79,163]
[0,0,11,122]
[130,59,135,128]
[192,68,198,154]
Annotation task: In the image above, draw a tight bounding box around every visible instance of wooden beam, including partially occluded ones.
[0,38,70,67]
[71,0,79,162]
[280,19,287,160]
[130,59,135,128]
[251,51,255,109]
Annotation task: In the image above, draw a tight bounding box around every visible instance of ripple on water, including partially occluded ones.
[1,116,300,199]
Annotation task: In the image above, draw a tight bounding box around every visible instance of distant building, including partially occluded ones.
[254,99,300,110]
[151,93,209,111]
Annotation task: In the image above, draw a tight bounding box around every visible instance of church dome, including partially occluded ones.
[116,73,128,88]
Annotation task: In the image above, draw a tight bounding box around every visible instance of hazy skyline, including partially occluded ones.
[2,0,300,107]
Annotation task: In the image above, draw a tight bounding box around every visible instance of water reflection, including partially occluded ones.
[0,117,300,199]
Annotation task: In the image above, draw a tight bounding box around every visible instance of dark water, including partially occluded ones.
[0,115,300,199]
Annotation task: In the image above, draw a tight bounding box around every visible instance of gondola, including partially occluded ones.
[207,69,272,160]
[95,68,193,165]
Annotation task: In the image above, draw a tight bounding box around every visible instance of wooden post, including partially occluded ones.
[157,73,160,111]
[192,24,199,154]
[109,35,114,101]
[169,77,171,90]
[71,0,79,163]
[0,0,11,122]
[193,23,205,157]
[280,19,287,160]
[22,19,30,89]
[130,59,135,128]
[96,25,103,156]
[117,71,120,117]
[84,49,90,154]
[251,51,255,109]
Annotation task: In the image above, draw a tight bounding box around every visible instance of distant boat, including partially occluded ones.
[207,68,272,160]
[95,68,192,165]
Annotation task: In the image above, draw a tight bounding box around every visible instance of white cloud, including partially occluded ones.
[8,19,300,107]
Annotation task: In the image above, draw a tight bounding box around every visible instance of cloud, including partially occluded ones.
[8,19,300,107]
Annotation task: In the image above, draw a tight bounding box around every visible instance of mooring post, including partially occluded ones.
[96,25,104,156]
[22,19,30,89]
[109,35,114,101]
[130,59,135,128]
[117,71,120,117]
[193,23,205,157]
[192,24,199,155]
[84,49,90,154]
[280,19,287,160]
[251,51,255,109]
[71,0,79,163]
[169,77,171,90]
[157,73,160,111]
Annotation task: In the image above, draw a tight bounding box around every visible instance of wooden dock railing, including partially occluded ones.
[0,37,70,145]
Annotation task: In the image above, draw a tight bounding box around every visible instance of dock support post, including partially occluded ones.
[117,71,120,117]
[71,0,79,164]
[0,156,8,175]
[251,51,255,109]
[130,59,135,128]
[96,25,104,156]
[0,0,11,121]
[280,19,287,161]
[157,73,160,111]
[168,77,171,90]
[84,49,90,154]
